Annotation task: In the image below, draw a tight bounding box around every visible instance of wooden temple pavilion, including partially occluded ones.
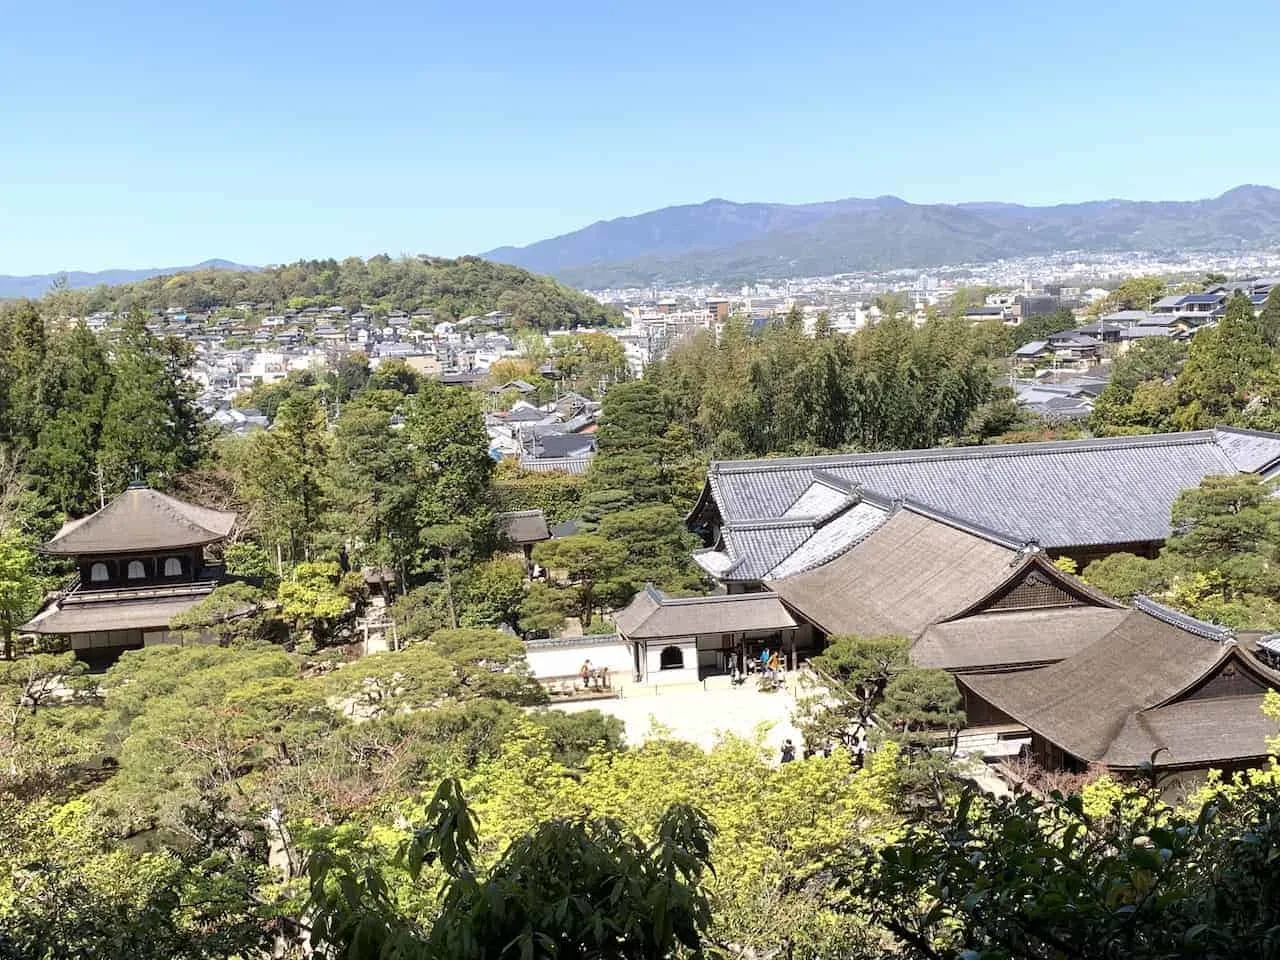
[960,597,1280,787]
[612,584,802,684]
[20,483,237,668]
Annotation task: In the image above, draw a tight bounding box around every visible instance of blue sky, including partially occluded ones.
[2,0,1278,274]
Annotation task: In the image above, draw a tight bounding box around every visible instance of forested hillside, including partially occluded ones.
[48,254,620,329]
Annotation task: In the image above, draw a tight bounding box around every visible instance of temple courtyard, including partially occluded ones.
[550,676,804,754]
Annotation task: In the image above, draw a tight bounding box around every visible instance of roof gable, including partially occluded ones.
[943,555,1125,620]
[958,604,1275,766]
[770,505,1022,639]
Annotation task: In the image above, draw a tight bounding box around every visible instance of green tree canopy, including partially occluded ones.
[98,308,207,491]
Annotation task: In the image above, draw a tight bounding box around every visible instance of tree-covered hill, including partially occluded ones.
[63,254,621,329]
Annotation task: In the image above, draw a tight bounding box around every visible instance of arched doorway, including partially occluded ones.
[659,645,684,670]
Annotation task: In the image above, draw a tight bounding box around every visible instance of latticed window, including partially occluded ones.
[89,562,109,583]
[164,557,183,577]
[988,571,1080,611]
[127,560,146,580]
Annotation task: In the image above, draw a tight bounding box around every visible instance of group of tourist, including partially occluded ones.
[578,659,610,690]
[780,738,835,764]
[728,646,787,688]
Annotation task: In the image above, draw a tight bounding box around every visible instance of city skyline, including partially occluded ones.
[3,0,1280,273]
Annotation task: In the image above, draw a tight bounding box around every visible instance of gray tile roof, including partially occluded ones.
[518,454,594,475]
[700,430,1280,565]
[613,585,797,640]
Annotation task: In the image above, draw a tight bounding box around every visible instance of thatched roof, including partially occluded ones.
[913,607,1130,671]
[613,585,796,640]
[961,599,1280,769]
[769,506,1022,638]
[43,485,236,556]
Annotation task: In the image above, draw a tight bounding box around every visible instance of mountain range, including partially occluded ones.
[0,259,256,300]
[481,185,1280,288]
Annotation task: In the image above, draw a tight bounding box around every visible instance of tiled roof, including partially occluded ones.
[692,492,894,583]
[700,430,1280,566]
[496,509,551,544]
[613,585,797,640]
[518,454,593,475]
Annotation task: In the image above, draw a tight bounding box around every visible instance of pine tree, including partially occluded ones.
[588,381,674,504]
[98,308,207,491]
[403,380,494,537]
[240,391,332,563]
[1260,286,1280,349]
[0,300,48,453]
[1174,293,1273,429]
[30,324,113,515]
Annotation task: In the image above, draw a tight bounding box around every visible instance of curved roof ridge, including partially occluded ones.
[145,488,236,540]
[43,486,236,556]
[1132,595,1234,641]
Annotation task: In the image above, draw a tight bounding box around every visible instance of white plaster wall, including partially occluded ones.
[644,639,699,685]
[525,640,633,679]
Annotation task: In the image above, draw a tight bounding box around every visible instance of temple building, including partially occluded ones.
[612,585,801,684]
[960,598,1280,788]
[689,427,1280,591]
[20,483,237,668]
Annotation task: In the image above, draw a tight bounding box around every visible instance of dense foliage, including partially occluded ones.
[61,255,620,330]
[0,302,209,522]
[1083,473,1280,628]
[1093,289,1280,435]
[648,312,1000,458]
[856,771,1280,959]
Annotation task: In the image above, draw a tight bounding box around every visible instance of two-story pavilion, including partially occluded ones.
[20,483,237,668]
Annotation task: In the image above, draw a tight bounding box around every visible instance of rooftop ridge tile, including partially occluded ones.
[708,429,1221,476]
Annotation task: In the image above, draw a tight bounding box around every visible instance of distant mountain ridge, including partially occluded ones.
[0,259,256,299]
[481,185,1280,287]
